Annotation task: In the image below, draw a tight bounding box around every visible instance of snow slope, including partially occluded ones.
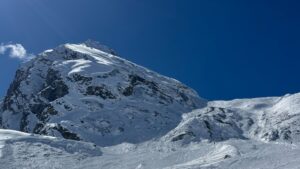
[1,41,300,168]
[1,129,300,169]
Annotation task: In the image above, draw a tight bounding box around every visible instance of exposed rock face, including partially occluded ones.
[85,86,116,99]
[164,106,246,144]
[0,41,206,146]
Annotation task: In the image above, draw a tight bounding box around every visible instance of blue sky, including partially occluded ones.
[0,0,300,100]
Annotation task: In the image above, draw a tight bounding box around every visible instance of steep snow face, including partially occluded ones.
[0,41,206,146]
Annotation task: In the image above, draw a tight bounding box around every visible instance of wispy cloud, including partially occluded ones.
[0,43,35,61]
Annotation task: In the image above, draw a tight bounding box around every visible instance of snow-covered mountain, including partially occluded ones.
[0,40,205,146]
[1,41,300,169]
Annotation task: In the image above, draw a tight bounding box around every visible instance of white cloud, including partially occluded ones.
[0,43,35,61]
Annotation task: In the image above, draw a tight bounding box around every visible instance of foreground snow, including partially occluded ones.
[1,129,300,169]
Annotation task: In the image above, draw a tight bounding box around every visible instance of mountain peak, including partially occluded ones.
[1,42,206,146]
[82,39,117,55]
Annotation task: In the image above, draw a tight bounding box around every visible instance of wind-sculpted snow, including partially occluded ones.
[0,40,205,146]
[0,129,102,169]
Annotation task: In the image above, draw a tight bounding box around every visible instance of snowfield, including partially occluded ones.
[1,41,300,169]
[1,129,300,169]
